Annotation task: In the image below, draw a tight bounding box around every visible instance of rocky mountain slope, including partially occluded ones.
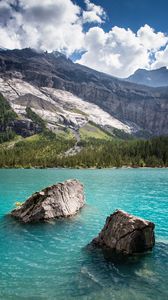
[126,67,168,87]
[0,92,43,140]
[0,48,167,138]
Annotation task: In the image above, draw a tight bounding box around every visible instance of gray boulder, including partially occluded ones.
[11,179,85,223]
[91,210,155,255]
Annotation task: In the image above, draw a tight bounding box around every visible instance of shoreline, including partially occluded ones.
[0,166,167,170]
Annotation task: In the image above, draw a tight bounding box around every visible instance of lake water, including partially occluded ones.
[0,168,167,300]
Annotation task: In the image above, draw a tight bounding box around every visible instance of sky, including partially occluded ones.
[0,0,168,78]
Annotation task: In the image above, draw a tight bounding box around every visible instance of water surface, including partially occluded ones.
[0,168,167,299]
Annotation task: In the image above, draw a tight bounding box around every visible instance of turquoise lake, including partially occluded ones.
[0,168,168,300]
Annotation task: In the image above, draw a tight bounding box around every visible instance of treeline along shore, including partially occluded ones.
[0,133,167,169]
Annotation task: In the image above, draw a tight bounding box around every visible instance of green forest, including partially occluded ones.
[0,133,167,168]
[0,93,17,143]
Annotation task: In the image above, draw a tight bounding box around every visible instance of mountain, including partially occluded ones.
[0,92,44,141]
[126,67,168,87]
[0,48,168,139]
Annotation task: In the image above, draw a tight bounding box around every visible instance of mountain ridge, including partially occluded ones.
[126,67,168,87]
[0,48,168,137]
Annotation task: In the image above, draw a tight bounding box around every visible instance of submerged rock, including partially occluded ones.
[91,210,155,255]
[11,179,84,223]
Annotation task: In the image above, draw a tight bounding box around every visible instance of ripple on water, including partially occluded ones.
[0,168,168,300]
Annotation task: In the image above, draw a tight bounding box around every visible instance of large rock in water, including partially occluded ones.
[11,179,84,223]
[91,210,155,255]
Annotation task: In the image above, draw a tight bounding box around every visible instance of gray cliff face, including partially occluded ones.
[62,81,168,136]
[11,179,85,223]
[91,210,155,255]
[0,48,168,136]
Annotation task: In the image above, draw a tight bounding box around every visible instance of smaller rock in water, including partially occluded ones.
[11,179,84,223]
[91,210,155,255]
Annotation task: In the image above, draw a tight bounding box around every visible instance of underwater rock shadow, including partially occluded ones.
[76,241,168,293]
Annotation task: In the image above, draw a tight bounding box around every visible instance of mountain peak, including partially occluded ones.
[126,67,168,87]
[51,51,67,59]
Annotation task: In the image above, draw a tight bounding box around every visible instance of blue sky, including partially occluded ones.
[76,0,168,33]
[0,0,168,77]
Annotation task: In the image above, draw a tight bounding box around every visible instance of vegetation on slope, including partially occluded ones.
[26,107,46,130]
[62,136,168,168]
[0,93,17,143]
[79,123,110,140]
[0,133,167,168]
[0,132,75,168]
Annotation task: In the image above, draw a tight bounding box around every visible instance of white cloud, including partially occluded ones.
[77,25,168,77]
[151,45,168,69]
[77,26,148,77]
[0,27,21,49]
[137,24,168,50]
[0,1,12,25]
[0,0,85,54]
[83,0,106,24]
[21,0,80,25]
[0,0,106,54]
[0,0,168,77]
